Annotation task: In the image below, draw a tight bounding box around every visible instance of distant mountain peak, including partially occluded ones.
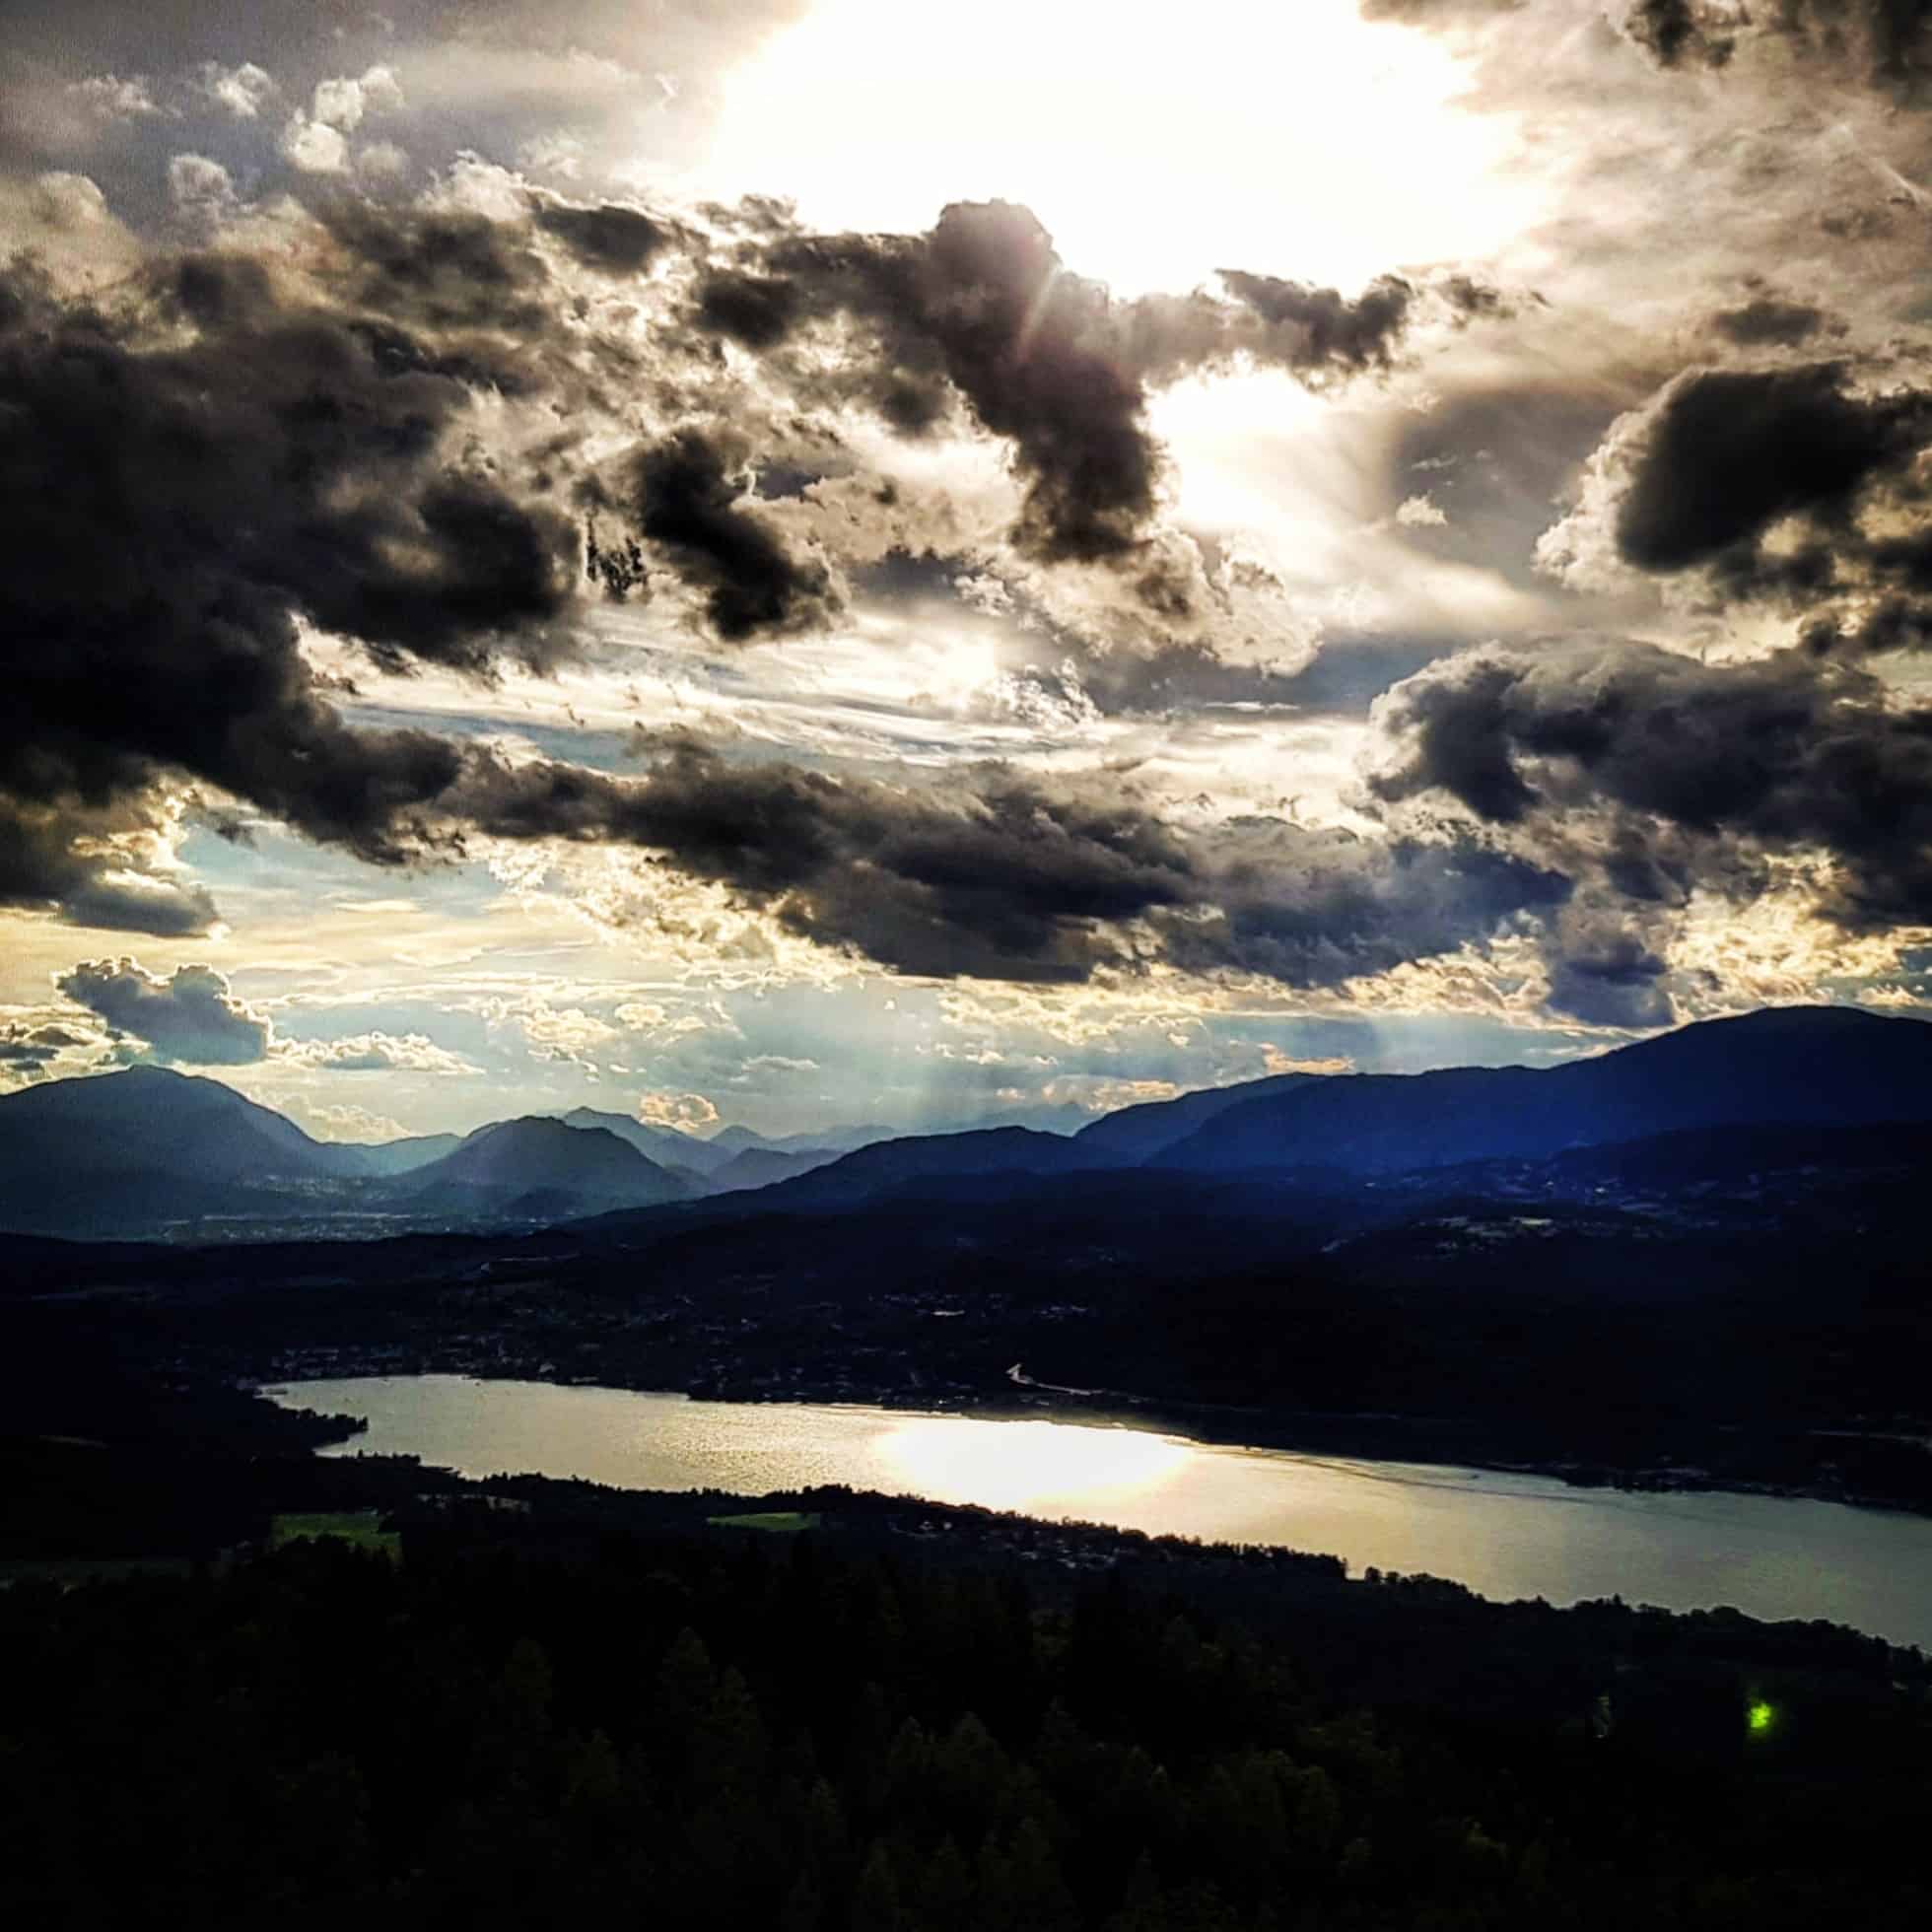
[1160,1003,1932,1177]
[408,1114,693,1212]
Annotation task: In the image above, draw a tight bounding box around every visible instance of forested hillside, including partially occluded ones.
[2,1501,1926,1931]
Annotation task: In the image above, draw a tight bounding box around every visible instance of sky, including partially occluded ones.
[3,0,1932,1142]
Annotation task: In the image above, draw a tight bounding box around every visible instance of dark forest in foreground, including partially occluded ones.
[4,1455,1928,1932]
[4,1343,1925,1930]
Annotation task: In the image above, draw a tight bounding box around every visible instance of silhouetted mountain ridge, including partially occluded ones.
[1163,1005,1932,1176]
[1073,1070,1318,1160]
[3,1006,1927,1237]
[750,1124,1110,1209]
[407,1118,693,1213]
[0,1065,335,1178]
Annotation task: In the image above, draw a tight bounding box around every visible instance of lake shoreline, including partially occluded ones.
[255,1354,1932,1524]
[259,1368,1932,1649]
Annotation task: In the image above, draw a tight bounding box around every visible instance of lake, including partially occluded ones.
[265,1375,1932,1650]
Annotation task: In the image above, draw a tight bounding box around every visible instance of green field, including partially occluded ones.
[0,1555,193,1588]
[270,1511,401,1558]
[706,1510,821,1534]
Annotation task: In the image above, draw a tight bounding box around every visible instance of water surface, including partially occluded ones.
[266,1375,1932,1650]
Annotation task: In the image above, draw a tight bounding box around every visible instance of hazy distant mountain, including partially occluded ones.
[705,1122,899,1160]
[409,1118,694,1216]
[703,1144,844,1194]
[0,1073,694,1238]
[340,1133,463,1178]
[1073,1071,1320,1161]
[560,1108,733,1180]
[1163,1007,1932,1175]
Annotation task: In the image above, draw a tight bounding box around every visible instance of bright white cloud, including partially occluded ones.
[312,64,405,133]
[636,1090,721,1131]
[355,140,411,181]
[68,73,165,119]
[280,111,349,173]
[279,1032,479,1075]
[196,61,277,119]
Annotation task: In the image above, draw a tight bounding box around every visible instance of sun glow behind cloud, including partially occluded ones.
[707,0,1536,298]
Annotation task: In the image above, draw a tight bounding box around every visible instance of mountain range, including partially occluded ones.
[2,1005,1928,1240]
[746,1004,1932,1211]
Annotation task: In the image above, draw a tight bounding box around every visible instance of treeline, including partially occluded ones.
[2,1520,1927,1930]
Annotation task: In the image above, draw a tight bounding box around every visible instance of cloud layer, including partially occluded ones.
[5,0,1932,1133]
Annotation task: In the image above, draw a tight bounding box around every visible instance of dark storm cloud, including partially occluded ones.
[1215,271,1418,377]
[629,429,839,641]
[1370,0,1932,91]
[1623,0,1736,69]
[1370,639,1932,930]
[454,738,1197,982]
[694,199,1509,580]
[915,202,1157,563]
[0,186,1528,962]
[0,220,578,928]
[1710,294,1832,346]
[1123,269,1514,392]
[0,145,1569,994]
[531,200,671,274]
[1618,1,1932,89]
[1612,364,1928,577]
[1584,362,1932,652]
[1802,591,1932,656]
[694,269,802,349]
[446,735,1569,989]
[1542,915,1675,1028]
[55,959,270,1064]
[59,873,224,937]
[0,792,219,935]
[1163,822,1568,988]
[746,201,1162,565]
[316,200,555,333]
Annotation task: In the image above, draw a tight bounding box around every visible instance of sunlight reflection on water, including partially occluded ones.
[262,1376,1932,1649]
[879,1415,1194,1513]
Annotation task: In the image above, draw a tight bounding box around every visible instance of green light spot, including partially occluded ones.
[1747,1699,1776,1736]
